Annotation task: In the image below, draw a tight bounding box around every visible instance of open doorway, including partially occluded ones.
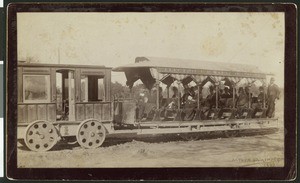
[56,70,75,121]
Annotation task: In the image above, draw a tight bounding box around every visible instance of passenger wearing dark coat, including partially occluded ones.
[266,78,280,118]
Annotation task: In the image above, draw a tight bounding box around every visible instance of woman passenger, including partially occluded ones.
[235,87,249,118]
[236,87,248,108]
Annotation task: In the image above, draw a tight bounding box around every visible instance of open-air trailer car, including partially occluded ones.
[17,57,279,152]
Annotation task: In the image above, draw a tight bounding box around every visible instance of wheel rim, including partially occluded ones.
[76,119,106,149]
[24,120,58,152]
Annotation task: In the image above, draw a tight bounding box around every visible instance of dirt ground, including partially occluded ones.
[17,99,284,168]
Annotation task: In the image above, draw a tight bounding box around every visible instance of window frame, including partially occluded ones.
[23,74,51,103]
[80,74,106,102]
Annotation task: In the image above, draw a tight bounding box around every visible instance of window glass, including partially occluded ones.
[80,75,105,102]
[23,75,50,103]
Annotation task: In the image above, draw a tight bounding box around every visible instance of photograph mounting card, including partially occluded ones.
[6,2,296,180]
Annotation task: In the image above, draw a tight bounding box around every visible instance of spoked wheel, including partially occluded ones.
[180,133,200,141]
[24,120,59,152]
[76,119,106,149]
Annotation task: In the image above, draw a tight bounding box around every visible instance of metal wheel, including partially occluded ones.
[24,120,59,152]
[180,133,200,141]
[76,119,106,149]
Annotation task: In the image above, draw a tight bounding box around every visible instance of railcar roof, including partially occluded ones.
[113,56,264,75]
[18,62,110,69]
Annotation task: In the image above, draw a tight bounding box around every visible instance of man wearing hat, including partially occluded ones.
[266,77,280,118]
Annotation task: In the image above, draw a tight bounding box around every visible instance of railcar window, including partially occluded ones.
[23,75,50,103]
[81,75,105,102]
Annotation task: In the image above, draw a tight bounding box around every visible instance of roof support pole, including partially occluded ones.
[167,86,170,98]
[232,83,235,108]
[156,77,160,110]
[216,83,219,109]
[248,84,251,109]
[178,92,181,110]
[263,85,266,109]
[197,85,201,110]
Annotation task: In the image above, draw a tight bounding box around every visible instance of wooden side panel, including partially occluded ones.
[85,104,94,119]
[76,104,85,121]
[93,104,102,120]
[47,104,56,122]
[75,103,112,121]
[18,105,27,123]
[27,105,37,123]
[23,67,50,74]
[18,67,23,103]
[121,101,136,124]
[37,104,47,120]
[102,103,111,121]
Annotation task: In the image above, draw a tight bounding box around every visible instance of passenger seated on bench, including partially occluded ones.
[181,86,190,107]
[250,86,263,109]
[219,89,226,108]
[171,86,179,99]
[222,87,232,98]
[222,87,234,108]
[257,86,265,108]
[236,87,248,107]
[137,89,149,121]
[236,87,249,118]
[250,86,266,118]
[185,87,198,108]
[136,88,159,121]
[166,86,179,110]
[201,86,216,118]
[158,87,165,107]
[207,86,216,108]
[165,86,179,118]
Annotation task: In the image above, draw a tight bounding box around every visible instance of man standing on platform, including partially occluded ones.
[266,77,280,118]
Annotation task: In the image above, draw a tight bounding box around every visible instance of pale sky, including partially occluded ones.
[17,12,284,86]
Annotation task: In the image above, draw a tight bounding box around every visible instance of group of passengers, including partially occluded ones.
[136,77,280,121]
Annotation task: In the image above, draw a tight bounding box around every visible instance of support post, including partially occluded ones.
[248,86,251,109]
[197,85,201,109]
[216,84,219,109]
[178,92,181,110]
[167,86,170,98]
[263,85,266,108]
[232,83,235,108]
[156,80,160,110]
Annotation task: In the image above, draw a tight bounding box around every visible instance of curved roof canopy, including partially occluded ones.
[113,57,267,89]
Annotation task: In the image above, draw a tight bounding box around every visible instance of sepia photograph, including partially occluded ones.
[15,11,285,168]
[6,3,297,180]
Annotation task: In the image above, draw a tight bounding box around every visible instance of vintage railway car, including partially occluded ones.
[17,57,279,152]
